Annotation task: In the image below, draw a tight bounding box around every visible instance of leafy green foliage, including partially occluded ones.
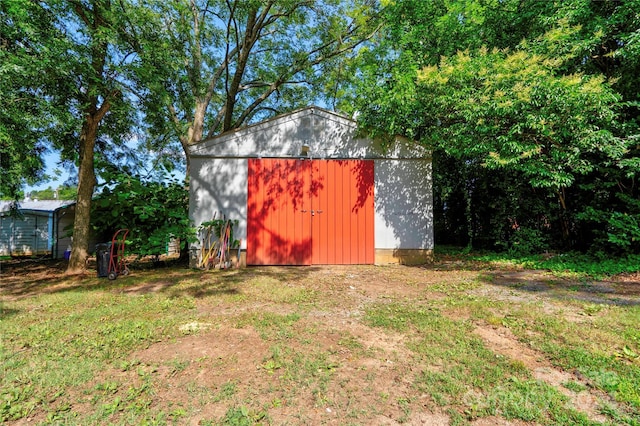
[124,0,382,167]
[579,200,640,255]
[444,247,640,278]
[414,48,623,187]
[221,406,252,425]
[91,170,196,257]
[354,0,640,254]
[0,1,67,199]
[502,228,550,257]
[536,253,640,278]
[28,186,77,201]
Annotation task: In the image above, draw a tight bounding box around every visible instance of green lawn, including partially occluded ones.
[1,256,639,425]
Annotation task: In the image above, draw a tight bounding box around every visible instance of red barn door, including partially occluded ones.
[310,160,375,264]
[247,159,311,265]
[247,158,374,265]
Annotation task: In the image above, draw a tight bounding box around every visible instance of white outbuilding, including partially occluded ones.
[188,106,433,266]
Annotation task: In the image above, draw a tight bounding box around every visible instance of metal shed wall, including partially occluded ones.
[188,107,434,265]
[190,157,249,249]
[53,205,75,259]
[0,211,53,256]
[374,159,433,250]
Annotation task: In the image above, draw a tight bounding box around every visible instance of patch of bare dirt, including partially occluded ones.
[4,261,639,425]
[472,325,609,424]
[0,256,187,299]
[123,313,443,425]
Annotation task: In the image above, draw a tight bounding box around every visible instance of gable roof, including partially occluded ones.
[0,200,73,215]
[189,106,428,160]
[189,107,356,158]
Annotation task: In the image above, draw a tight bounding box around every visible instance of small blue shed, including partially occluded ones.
[0,200,74,257]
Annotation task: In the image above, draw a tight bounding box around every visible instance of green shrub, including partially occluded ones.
[506,228,550,256]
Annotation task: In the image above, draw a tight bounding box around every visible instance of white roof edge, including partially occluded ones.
[186,106,430,160]
[190,106,355,155]
[0,200,75,213]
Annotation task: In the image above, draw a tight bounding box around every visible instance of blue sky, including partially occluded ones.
[26,150,70,193]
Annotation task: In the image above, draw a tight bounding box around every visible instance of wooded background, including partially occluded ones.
[2,0,638,270]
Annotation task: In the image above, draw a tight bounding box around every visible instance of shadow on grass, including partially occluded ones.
[0,305,20,318]
[220,266,323,284]
[418,255,496,272]
[1,257,321,300]
[479,270,640,307]
[0,272,118,299]
[160,266,323,298]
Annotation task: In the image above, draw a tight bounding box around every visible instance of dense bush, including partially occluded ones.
[91,171,196,258]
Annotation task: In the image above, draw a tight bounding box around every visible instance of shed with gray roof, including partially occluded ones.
[0,200,75,257]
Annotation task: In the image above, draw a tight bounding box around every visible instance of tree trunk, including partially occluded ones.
[557,187,571,244]
[66,117,98,274]
[64,0,115,274]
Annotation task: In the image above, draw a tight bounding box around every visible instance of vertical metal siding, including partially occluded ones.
[0,212,53,256]
[0,216,11,256]
[247,159,312,265]
[248,158,374,265]
[310,160,375,264]
[310,160,326,264]
[54,207,74,258]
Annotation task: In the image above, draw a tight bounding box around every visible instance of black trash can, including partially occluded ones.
[96,243,111,278]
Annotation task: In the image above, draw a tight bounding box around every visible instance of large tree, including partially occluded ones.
[41,0,135,273]
[354,0,639,253]
[123,0,381,173]
[0,1,63,199]
[2,1,140,272]
[3,0,381,272]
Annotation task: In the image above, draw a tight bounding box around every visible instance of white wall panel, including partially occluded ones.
[189,108,427,160]
[374,160,433,250]
[188,107,434,256]
[190,158,248,249]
